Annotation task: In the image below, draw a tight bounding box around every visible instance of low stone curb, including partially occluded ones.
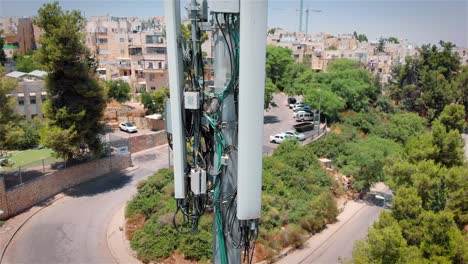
[106,204,141,264]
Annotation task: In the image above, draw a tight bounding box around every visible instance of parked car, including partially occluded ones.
[296,112,314,122]
[292,102,304,111]
[284,130,305,141]
[269,133,292,144]
[288,97,297,105]
[119,122,138,133]
[294,122,315,132]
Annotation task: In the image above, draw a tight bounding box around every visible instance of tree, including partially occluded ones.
[141,87,170,114]
[0,66,19,148]
[14,51,42,72]
[104,79,130,102]
[280,63,311,95]
[35,2,106,160]
[436,104,466,133]
[358,34,368,43]
[452,67,468,120]
[0,30,7,66]
[377,37,385,53]
[388,37,399,44]
[264,78,278,110]
[265,45,294,90]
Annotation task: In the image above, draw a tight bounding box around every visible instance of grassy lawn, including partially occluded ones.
[1,149,60,171]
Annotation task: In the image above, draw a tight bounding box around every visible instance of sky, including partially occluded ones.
[0,0,466,47]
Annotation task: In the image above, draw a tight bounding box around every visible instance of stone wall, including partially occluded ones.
[0,154,130,220]
[129,131,167,153]
[0,178,8,218]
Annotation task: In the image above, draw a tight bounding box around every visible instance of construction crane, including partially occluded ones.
[164,0,268,263]
[305,8,322,34]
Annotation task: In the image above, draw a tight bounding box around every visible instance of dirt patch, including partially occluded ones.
[125,213,146,240]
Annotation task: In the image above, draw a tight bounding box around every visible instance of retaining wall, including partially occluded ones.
[0,154,131,220]
[129,131,167,153]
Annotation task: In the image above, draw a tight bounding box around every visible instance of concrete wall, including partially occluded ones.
[129,131,167,153]
[0,154,130,220]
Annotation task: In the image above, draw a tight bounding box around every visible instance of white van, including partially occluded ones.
[296,112,314,122]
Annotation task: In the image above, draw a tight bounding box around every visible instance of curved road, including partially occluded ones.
[3,147,169,264]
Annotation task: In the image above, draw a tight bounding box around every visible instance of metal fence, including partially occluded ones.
[1,135,130,190]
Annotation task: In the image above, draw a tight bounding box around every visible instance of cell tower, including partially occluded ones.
[164,0,268,263]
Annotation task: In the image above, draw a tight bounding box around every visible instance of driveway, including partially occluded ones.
[2,147,169,264]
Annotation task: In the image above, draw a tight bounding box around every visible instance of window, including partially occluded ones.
[297,46,302,50]
[128,38,133,43]
[146,35,157,44]
[120,49,125,55]
[41,95,46,102]
[158,62,162,69]
[119,38,124,43]
[97,38,108,44]
[151,86,156,91]
[31,114,37,119]
[149,74,155,81]
[18,97,24,105]
[30,96,36,104]
[148,62,153,69]
[146,47,166,54]
[294,54,299,59]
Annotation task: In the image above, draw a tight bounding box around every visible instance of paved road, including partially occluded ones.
[276,201,383,264]
[3,147,169,264]
[300,205,382,263]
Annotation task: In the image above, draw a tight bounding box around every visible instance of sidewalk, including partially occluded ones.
[272,200,367,264]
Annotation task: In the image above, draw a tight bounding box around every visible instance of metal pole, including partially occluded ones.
[305,8,309,34]
[42,159,45,174]
[212,16,241,264]
[165,0,187,199]
[168,144,171,167]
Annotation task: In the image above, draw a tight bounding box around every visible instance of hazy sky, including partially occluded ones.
[1,0,466,47]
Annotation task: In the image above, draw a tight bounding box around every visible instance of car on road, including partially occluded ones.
[119,122,138,133]
[269,133,293,144]
[284,130,305,141]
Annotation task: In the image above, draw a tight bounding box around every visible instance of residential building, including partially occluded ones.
[85,16,168,92]
[5,70,48,120]
[17,18,36,54]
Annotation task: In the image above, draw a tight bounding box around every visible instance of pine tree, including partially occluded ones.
[35,2,106,160]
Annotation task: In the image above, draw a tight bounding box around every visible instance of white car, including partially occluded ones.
[269,133,292,144]
[119,122,138,133]
[284,130,306,141]
[292,103,304,111]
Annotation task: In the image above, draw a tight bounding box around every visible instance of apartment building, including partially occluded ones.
[5,70,48,120]
[85,16,168,92]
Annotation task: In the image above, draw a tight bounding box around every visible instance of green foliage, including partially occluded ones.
[14,51,42,72]
[387,37,399,44]
[141,87,170,114]
[281,63,310,95]
[436,104,466,133]
[104,79,130,102]
[265,45,294,90]
[127,142,340,263]
[377,37,385,53]
[389,41,461,120]
[35,2,106,160]
[264,77,278,109]
[0,31,7,66]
